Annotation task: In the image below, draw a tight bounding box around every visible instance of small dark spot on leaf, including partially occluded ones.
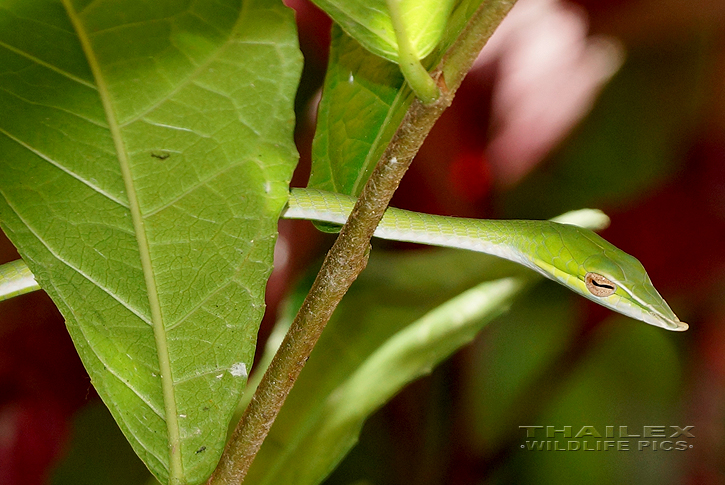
[151,151,170,160]
[203,406,209,411]
[195,446,206,454]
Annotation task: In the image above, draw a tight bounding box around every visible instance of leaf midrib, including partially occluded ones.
[61,0,183,480]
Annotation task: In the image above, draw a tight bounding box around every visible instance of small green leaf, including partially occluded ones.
[309,26,407,196]
[309,1,486,197]
[0,1,301,483]
[310,0,455,63]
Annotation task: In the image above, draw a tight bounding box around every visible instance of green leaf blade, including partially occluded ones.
[309,25,406,195]
[0,1,301,483]
[309,1,486,197]
[309,0,455,63]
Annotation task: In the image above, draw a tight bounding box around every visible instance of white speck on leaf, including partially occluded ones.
[229,362,248,378]
[348,72,354,83]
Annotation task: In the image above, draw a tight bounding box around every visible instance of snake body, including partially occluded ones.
[0,188,687,331]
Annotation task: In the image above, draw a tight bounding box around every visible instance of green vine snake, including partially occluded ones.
[0,188,687,331]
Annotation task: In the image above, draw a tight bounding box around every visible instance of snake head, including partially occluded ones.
[533,224,688,332]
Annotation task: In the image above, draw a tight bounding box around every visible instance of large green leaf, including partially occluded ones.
[309,0,455,64]
[0,1,301,483]
[309,0,486,197]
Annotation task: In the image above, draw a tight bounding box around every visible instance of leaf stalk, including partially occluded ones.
[386,0,440,104]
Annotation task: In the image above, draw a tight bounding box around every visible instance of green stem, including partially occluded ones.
[207,1,517,483]
[386,0,440,104]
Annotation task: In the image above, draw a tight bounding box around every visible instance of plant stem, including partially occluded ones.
[207,1,517,483]
[386,0,440,104]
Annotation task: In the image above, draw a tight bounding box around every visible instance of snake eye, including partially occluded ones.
[585,273,617,297]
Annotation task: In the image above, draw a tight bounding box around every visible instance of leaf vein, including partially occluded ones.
[117,36,283,127]
[0,188,152,325]
[62,0,183,476]
[0,84,109,129]
[172,365,242,386]
[0,127,129,208]
[143,160,248,217]
[0,39,96,89]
